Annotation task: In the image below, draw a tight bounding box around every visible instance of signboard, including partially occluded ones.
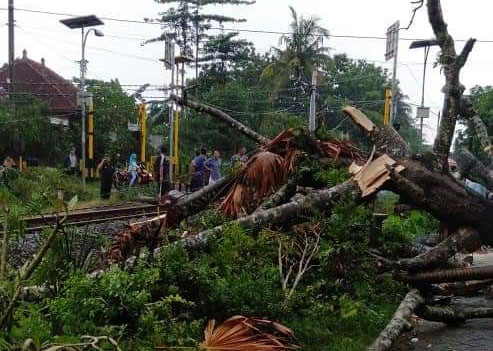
[385,21,400,60]
[50,117,69,126]
[163,40,175,70]
[416,106,430,119]
[127,122,139,132]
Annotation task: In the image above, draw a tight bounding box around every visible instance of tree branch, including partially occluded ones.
[401,0,425,30]
[170,94,271,145]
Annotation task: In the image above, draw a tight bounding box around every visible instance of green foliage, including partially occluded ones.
[3,201,406,350]
[457,85,493,159]
[380,210,439,252]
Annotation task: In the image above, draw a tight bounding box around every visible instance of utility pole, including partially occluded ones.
[161,38,175,184]
[385,21,399,126]
[8,0,14,100]
[309,70,318,132]
[61,15,105,191]
[410,39,437,148]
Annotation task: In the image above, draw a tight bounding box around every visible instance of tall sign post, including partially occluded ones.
[385,21,399,127]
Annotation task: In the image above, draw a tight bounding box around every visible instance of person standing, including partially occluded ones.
[154,146,171,197]
[190,147,207,191]
[205,150,222,184]
[231,146,248,164]
[96,155,115,200]
[128,153,138,187]
[64,148,78,175]
[2,156,17,169]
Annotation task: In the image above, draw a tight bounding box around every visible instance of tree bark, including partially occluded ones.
[427,0,476,169]
[154,180,360,256]
[397,227,481,271]
[253,178,298,213]
[367,289,424,351]
[398,265,493,285]
[454,148,493,189]
[342,107,411,159]
[170,94,271,145]
[419,305,493,324]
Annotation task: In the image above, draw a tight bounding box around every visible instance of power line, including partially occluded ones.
[5,7,493,44]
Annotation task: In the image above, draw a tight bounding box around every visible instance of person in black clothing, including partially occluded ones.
[97,155,115,200]
[154,146,171,197]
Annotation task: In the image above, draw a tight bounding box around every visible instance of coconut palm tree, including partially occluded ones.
[261,6,330,94]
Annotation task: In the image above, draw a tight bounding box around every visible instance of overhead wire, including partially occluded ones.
[4,6,493,44]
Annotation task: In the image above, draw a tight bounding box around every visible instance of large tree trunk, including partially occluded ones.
[170,94,271,145]
[427,0,476,169]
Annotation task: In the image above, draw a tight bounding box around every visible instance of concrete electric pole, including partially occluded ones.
[309,70,318,133]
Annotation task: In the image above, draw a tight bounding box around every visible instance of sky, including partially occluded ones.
[4,0,493,143]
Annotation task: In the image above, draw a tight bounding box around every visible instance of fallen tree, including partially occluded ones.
[367,289,424,351]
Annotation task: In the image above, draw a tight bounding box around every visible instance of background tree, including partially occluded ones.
[149,0,255,77]
[261,6,330,97]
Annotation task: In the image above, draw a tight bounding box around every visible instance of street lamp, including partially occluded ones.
[61,15,104,191]
[409,39,439,145]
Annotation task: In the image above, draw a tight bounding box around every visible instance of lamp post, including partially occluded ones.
[409,39,439,146]
[61,15,104,191]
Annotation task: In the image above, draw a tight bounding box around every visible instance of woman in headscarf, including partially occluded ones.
[128,153,138,187]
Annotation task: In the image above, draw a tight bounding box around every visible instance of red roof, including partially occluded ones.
[0,49,79,112]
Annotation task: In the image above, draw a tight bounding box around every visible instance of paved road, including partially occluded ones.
[393,251,493,351]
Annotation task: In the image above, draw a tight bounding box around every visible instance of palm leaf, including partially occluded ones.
[200,316,296,351]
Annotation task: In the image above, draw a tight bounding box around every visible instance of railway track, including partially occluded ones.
[22,204,161,232]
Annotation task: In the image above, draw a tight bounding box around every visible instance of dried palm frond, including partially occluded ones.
[106,195,184,264]
[220,129,363,218]
[220,151,288,217]
[199,315,296,351]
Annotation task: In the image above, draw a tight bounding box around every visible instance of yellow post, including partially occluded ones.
[87,96,95,178]
[139,103,147,163]
[173,108,179,178]
[18,156,23,171]
[384,89,392,125]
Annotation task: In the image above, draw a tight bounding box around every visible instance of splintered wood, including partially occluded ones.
[350,155,405,197]
[342,106,376,133]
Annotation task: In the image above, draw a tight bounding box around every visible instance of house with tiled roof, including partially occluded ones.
[0,49,79,117]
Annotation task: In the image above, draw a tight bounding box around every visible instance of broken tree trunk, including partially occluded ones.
[367,289,424,351]
[170,94,271,145]
[154,181,361,256]
[419,305,493,324]
[345,106,493,242]
[342,107,411,159]
[397,227,481,271]
[454,147,493,189]
[398,265,493,285]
